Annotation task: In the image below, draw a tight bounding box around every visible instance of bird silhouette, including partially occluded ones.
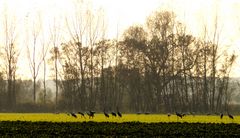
[117,111,122,117]
[220,113,223,119]
[104,109,109,118]
[111,111,117,117]
[167,113,171,117]
[70,112,77,118]
[117,107,122,117]
[78,112,85,118]
[176,112,183,118]
[228,113,234,119]
[87,111,95,119]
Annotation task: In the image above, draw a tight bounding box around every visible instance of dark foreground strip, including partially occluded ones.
[0,121,239,137]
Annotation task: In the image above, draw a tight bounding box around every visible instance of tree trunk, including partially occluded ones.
[55,48,58,110]
[43,59,46,105]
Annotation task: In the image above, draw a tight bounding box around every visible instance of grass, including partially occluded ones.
[0,113,237,123]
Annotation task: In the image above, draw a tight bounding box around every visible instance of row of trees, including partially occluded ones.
[58,10,237,113]
[0,1,237,113]
[0,3,58,111]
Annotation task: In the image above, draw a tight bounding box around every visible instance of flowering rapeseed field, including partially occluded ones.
[0,113,237,124]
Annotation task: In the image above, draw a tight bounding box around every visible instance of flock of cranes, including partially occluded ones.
[172,112,234,120]
[67,110,235,120]
[68,110,122,119]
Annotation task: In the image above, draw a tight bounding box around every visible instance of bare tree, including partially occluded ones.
[64,0,88,111]
[39,29,50,105]
[26,13,44,103]
[63,0,106,110]
[1,7,19,110]
[41,39,48,105]
[86,8,106,109]
[48,17,62,109]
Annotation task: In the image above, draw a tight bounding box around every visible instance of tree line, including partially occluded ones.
[0,2,237,113]
[57,10,237,113]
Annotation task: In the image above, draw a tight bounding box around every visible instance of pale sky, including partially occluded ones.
[0,0,240,78]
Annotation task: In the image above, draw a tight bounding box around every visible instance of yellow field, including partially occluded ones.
[0,113,238,123]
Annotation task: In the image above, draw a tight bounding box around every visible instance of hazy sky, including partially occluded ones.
[1,0,240,78]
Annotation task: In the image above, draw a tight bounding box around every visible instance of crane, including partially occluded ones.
[117,107,122,117]
[70,112,77,118]
[220,113,223,119]
[228,113,234,119]
[111,111,117,117]
[176,112,183,118]
[104,109,109,118]
[87,111,95,119]
[167,113,171,117]
[78,112,85,118]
